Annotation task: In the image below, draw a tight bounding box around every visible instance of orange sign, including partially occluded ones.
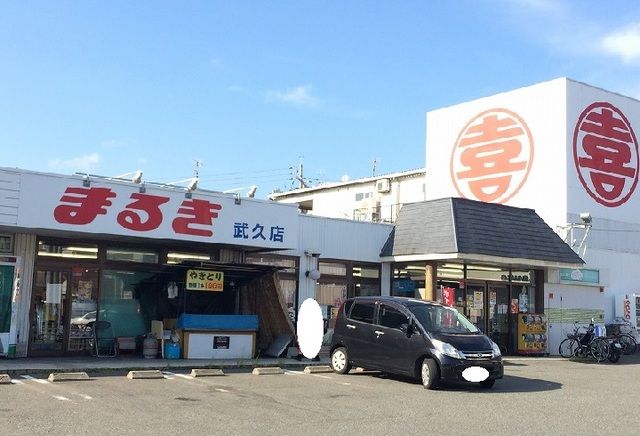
[450,108,534,203]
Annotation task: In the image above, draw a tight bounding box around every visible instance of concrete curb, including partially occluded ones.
[191,368,225,377]
[304,365,333,374]
[0,374,11,384]
[127,370,164,379]
[252,367,284,375]
[48,372,90,382]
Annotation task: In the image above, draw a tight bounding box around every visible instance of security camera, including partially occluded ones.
[579,212,592,224]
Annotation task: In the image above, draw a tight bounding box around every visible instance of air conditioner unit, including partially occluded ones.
[376,178,391,193]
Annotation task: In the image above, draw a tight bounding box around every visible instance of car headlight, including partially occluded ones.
[491,341,502,358]
[432,339,464,359]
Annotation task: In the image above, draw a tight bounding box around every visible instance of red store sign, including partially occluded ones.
[573,102,639,207]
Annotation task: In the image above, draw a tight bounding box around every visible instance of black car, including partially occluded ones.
[329,296,503,389]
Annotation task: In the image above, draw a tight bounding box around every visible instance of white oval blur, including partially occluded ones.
[462,366,489,383]
[297,298,324,359]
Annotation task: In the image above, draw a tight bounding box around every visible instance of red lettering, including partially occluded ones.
[117,193,170,231]
[172,199,223,237]
[53,187,116,225]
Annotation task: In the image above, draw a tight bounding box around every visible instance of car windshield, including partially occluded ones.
[408,304,479,334]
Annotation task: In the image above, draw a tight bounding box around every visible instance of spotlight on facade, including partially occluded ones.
[580,212,592,225]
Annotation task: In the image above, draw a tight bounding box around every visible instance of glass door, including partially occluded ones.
[464,282,485,332]
[487,284,510,353]
[29,270,69,355]
[68,268,99,354]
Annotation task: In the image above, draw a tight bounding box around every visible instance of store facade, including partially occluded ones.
[380,197,584,355]
[0,168,392,358]
[422,78,640,352]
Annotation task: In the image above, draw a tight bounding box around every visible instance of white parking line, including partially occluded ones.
[283,369,332,379]
[21,375,49,384]
[52,395,70,401]
[10,379,23,384]
[215,388,229,393]
[162,371,194,380]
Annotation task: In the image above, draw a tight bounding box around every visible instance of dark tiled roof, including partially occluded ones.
[380,197,584,265]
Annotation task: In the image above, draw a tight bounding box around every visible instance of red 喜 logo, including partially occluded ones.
[573,102,639,207]
[450,108,534,203]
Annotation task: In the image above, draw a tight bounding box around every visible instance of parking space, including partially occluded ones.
[2,358,640,435]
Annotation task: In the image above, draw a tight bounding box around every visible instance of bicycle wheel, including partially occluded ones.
[619,334,637,355]
[590,337,610,362]
[559,338,578,358]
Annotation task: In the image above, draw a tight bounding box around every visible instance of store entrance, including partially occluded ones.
[464,281,510,354]
[29,267,101,356]
[29,269,70,355]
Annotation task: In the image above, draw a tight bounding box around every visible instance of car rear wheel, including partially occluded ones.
[420,358,439,390]
[331,347,352,374]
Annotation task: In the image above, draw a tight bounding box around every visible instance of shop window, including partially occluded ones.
[245,254,298,273]
[99,270,153,338]
[466,265,507,281]
[437,263,464,279]
[355,283,379,297]
[319,261,347,276]
[353,265,379,279]
[38,242,98,260]
[316,283,347,308]
[166,252,211,265]
[106,248,158,264]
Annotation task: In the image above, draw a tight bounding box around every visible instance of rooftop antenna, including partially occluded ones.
[193,159,202,178]
[372,158,377,177]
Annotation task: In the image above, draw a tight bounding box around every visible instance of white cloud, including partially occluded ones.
[267,85,320,107]
[601,22,640,63]
[48,153,101,172]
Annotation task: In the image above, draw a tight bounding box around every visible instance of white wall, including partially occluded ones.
[544,282,606,355]
[425,78,569,229]
[278,215,394,307]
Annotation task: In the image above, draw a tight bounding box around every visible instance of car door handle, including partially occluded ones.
[374,330,384,336]
[346,324,356,329]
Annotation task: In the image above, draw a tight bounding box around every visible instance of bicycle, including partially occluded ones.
[558,320,610,362]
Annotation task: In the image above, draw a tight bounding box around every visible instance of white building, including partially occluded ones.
[272,77,640,353]
[269,168,426,223]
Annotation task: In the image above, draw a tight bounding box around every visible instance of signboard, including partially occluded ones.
[559,268,600,284]
[442,286,455,306]
[213,336,230,349]
[16,173,299,249]
[186,269,224,292]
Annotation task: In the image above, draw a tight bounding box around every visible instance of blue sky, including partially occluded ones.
[2,0,640,198]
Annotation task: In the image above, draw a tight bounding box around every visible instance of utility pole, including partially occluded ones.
[292,157,309,189]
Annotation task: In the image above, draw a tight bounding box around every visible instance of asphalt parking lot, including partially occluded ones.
[2,356,640,436]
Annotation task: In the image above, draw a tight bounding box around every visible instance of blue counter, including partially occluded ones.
[176,314,259,331]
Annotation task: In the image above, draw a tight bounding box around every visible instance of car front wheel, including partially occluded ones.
[420,358,439,390]
[331,347,352,374]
